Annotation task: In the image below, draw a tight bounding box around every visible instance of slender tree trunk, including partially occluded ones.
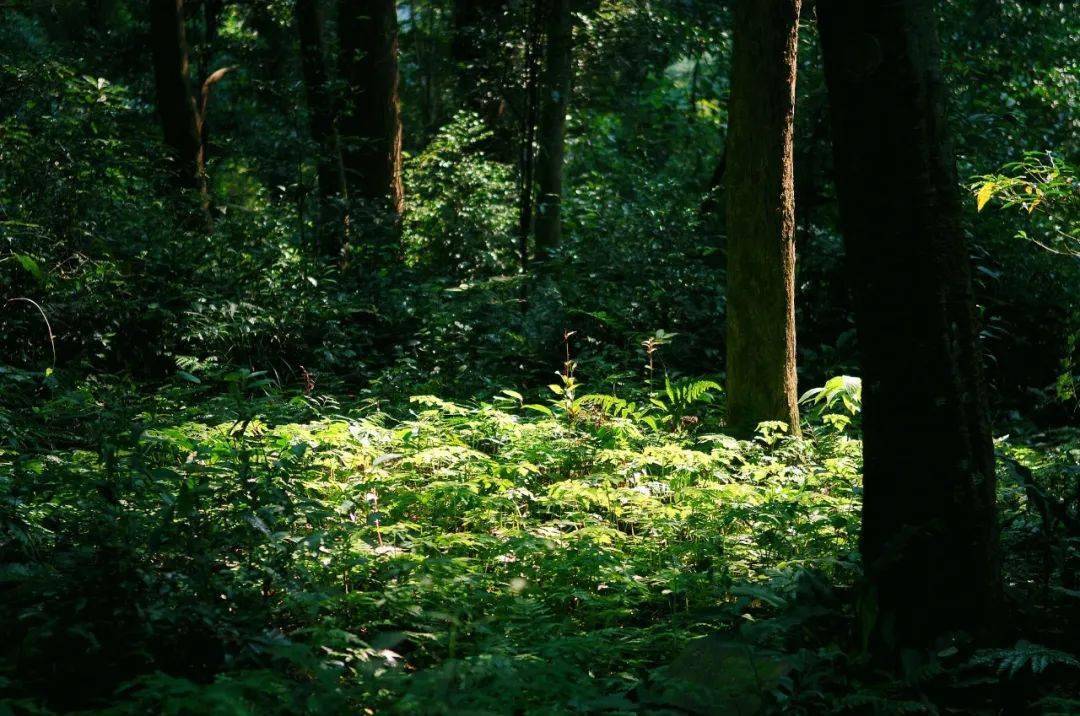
[451,0,489,73]
[85,0,107,31]
[197,0,222,159]
[413,4,440,134]
[699,147,726,270]
[149,0,210,224]
[818,0,1000,652]
[452,0,510,131]
[532,0,572,265]
[338,0,404,220]
[517,0,542,280]
[295,0,348,255]
[724,0,801,437]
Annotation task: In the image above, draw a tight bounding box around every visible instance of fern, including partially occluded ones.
[577,378,721,433]
[1034,696,1080,715]
[664,377,722,409]
[838,691,935,714]
[657,377,722,429]
[970,640,1080,678]
[576,393,653,427]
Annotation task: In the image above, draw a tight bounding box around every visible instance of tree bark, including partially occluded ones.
[817,0,1000,652]
[149,0,210,224]
[295,0,349,255]
[531,0,572,265]
[724,0,801,437]
[338,0,404,219]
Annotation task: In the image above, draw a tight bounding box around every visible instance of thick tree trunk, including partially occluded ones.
[817,0,1000,652]
[532,0,572,265]
[724,0,801,437]
[338,0,404,219]
[295,0,348,255]
[149,0,209,223]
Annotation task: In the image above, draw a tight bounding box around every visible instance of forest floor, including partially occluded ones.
[2,367,1079,713]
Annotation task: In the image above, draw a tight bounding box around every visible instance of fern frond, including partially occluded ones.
[666,379,722,407]
[971,640,1080,678]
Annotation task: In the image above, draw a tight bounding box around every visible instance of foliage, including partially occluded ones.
[1,372,863,712]
[799,375,862,434]
[974,152,1079,257]
[3,370,1078,712]
[971,641,1080,678]
[2,0,1080,711]
[403,112,518,279]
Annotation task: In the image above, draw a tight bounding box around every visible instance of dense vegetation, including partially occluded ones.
[1,0,1078,712]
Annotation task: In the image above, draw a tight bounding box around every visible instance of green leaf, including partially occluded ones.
[523,404,554,417]
[732,584,787,608]
[13,254,42,282]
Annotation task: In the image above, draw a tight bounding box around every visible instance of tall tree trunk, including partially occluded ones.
[85,0,108,32]
[817,0,1000,652]
[517,0,542,280]
[699,147,726,270]
[452,0,510,135]
[295,0,348,256]
[338,0,404,221]
[531,0,572,265]
[724,0,801,437]
[197,0,222,160]
[149,0,210,224]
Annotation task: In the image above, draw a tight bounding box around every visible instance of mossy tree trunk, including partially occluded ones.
[818,0,1000,652]
[724,0,802,437]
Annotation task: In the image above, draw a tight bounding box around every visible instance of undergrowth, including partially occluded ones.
[1,367,1077,713]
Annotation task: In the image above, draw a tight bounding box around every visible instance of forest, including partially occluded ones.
[0,0,1078,712]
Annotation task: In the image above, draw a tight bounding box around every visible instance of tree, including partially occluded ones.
[817,0,1000,651]
[724,0,801,437]
[338,0,405,227]
[532,0,573,265]
[516,0,543,278]
[295,0,349,255]
[196,0,224,160]
[149,0,209,223]
[85,0,114,33]
[451,0,509,119]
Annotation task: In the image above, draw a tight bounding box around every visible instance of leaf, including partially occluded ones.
[976,182,996,211]
[373,452,403,466]
[13,254,42,282]
[245,514,272,537]
[177,370,201,384]
[732,584,787,608]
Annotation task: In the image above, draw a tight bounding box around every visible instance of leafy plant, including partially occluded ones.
[970,640,1080,678]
